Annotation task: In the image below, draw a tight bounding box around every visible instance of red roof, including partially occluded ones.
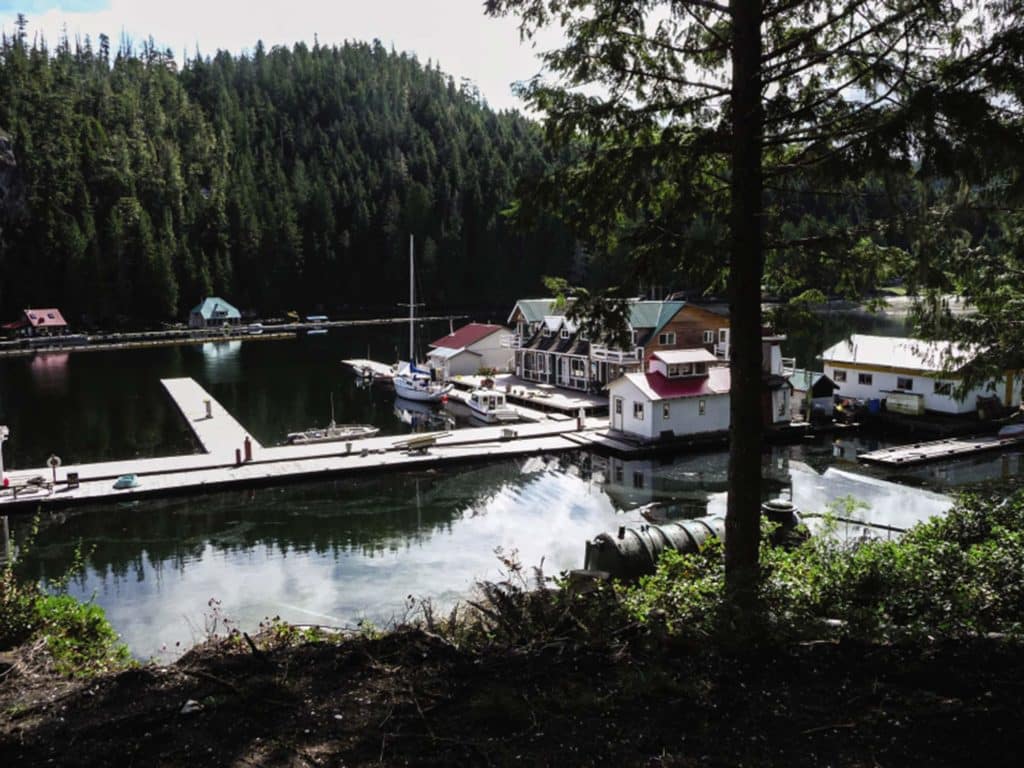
[619,367,731,400]
[429,323,505,350]
[23,308,67,328]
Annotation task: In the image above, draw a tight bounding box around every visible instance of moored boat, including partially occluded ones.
[286,423,379,444]
[466,389,518,423]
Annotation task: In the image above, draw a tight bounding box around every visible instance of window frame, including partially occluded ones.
[633,401,645,420]
[833,369,847,383]
[858,372,873,385]
[658,331,676,346]
[896,376,913,391]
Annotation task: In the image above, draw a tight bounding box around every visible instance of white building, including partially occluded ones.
[426,323,514,378]
[608,349,731,441]
[820,334,1020,415]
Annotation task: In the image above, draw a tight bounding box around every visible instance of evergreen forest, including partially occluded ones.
[0,23,576,326]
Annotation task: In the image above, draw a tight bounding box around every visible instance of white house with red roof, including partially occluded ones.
[608,349,731,440]
[1,308,68,337]
[426,323,514,378]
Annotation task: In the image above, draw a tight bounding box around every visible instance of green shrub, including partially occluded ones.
[34,594,131,676]
[618,492,1024,643]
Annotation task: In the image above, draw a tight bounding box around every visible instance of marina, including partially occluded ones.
[0,375,606,512]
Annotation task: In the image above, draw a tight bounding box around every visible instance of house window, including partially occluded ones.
[633,472,645,489]
[635,348,644,360]
[614,398,623,414]
[698,399,706,416]
[542,327,552,337]
[719,329,728,343]
[633,402,645,420]
[658,332,676,345]
[663,403,671,420]
[571,358,586,377]
[702,329,714,344]
[858,373,873,385]
[896,377,913,391]
[833,369,847,383]
[680,363,693,376]
[934,381,953,395]
[560,328,570,339]
[668,364,680,377]
[630,330,639,345]
[614,465,624,483]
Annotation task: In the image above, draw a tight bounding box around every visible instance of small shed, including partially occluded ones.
[427,323,513,378]
[189,297,242,329]
[787,369,838,420]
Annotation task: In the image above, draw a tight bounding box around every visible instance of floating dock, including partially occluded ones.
[858,434,1024,467]
[0,378,607,512]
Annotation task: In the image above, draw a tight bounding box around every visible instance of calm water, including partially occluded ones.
[0,313,1014,659]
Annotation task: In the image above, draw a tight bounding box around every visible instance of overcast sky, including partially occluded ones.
[0,0,558,112]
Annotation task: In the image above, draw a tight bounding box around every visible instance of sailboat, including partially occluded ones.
[393,235,452,403]
[286,393,380,445]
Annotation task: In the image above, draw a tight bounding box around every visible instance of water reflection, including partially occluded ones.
[12,440,995,660]
[28,352,70,394]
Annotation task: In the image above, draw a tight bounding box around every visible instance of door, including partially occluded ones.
[718,328,730,359]
[558,357,570,387]
[613,397,624,431]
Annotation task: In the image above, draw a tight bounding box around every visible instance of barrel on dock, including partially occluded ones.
[584,515,726,580]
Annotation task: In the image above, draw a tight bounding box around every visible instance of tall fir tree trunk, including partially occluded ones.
[726,0,764,612]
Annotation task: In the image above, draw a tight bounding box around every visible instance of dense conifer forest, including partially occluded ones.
[0,22,575,325]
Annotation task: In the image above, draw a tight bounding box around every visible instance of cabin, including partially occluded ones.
[787,369,840,421]
[426,323,514,378]
[189,297,242,329]
[2,308,68,338]
[819,334,1021,415]
[507,298,731,393]
[608,349,731,441]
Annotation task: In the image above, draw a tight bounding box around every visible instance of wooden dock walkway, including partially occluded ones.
[0,378,608,512]
[161,378,262,455]
[859,434,1024,467]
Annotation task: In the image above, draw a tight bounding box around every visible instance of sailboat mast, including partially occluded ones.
[409,234,415,362]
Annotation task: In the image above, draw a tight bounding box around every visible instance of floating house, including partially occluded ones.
[507,298,731,393]
[426,323,514,378]
[2,308,68,337]
[189,297,242,329]
[608,349,732,441]
[607,335,791,442]
[819,334,1020,415]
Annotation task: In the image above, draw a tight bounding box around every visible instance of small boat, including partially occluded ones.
[287,423,379,444]
[286,393,379,444]
[113,474,140,490]
[466,389,519,423]
[306,328,328,336]
[394,397,454,431]
[394,361,452,402]
[998,423,1024,439]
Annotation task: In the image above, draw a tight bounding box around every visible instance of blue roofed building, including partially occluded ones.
[189,297,242,329]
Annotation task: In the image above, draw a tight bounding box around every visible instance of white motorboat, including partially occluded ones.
[466,389,519,423]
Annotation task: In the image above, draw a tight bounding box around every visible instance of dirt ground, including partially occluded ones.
[2,628,1023,767]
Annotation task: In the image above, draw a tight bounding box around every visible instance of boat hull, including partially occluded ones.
[394,377,452,402]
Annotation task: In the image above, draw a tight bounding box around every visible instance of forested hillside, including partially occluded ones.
[0,25,575,325]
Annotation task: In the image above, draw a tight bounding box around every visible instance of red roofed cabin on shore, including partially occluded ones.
[426,323,515,379]
[1,308,68,338]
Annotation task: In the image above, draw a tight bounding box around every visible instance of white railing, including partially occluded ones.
[501,334,522,349]
[590,344,635,364]
[781,357,797,373]
[714,342,730,359]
